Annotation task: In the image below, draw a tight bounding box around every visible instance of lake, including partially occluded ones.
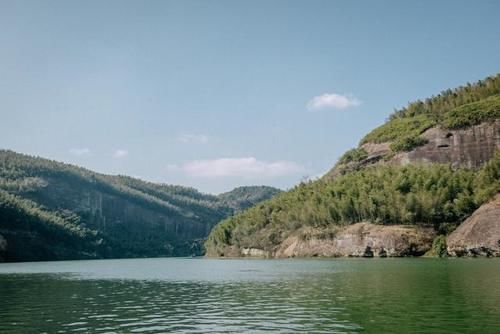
[0,258,499,333]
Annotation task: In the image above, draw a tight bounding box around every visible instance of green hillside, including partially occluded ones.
[205,75,500,256]
[0,150,280,262]
[360,74,500,153]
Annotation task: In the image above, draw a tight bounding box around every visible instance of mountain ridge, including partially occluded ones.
[0,149,281,262]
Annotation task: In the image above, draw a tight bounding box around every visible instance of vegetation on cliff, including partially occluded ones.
[0,150,280,261]
[337,148,368,165]
[360,74,500,152]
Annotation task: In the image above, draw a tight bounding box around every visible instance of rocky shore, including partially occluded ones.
[210,196,500,258]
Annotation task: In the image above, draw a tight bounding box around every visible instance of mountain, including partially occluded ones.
[0,150,280,262]
[205,74,500,258]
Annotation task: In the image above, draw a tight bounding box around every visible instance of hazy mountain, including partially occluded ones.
[0,150,280,262]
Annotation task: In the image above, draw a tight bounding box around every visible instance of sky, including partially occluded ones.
[1,0,499,194]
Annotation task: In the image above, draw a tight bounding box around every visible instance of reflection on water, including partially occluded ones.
[0,258,499,333]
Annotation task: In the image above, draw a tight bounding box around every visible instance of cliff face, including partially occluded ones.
[391,120,499,168]
[447,195,500,257]
[326,120,499,180]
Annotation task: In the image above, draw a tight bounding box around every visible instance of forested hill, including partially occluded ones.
[0,150,280,262]
[218,186,282,211]
[205,74,500,258]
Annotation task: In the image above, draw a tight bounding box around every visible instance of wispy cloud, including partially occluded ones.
[69,148,90,157]
[113,149,129,158]
[177,133,209,144]
[307,93,361,111]
[181,157,304,178]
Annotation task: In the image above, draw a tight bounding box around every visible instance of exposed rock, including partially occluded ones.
[274,223,436,258]
[276,234,336,257]
[447,194,500,257]
[392,120,499,168]
[241,247,269,257]
[361,142,392,157]
[325,121,499,180]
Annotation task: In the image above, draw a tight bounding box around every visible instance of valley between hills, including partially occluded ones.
[1,74,499,262]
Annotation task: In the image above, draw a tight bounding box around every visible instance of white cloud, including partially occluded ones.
[182,157,304,178]
[113,149,128,158]
[69,148,90,156]
[307,93,361,111]
[177,133,209,144]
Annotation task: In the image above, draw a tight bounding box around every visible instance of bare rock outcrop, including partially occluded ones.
[361,142,392,157]
[275,223,435,258]
[241,247,270,257]
[392,120,499,168]
[447,194,500,257]
[326,121,499,180]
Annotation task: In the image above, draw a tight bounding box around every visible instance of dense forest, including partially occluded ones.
[206,74,500,256]
[0,150,280,261]
[207,155,499,255]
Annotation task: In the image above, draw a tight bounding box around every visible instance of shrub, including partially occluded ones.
[431,235,448,257]
[337,148,368,164]
[360,114,436,145]
[390,136,429,152]
[443,95,500,129]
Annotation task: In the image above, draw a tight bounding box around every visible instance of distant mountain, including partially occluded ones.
[206,74,500,258]
[218,186,282,211]
[0,150,280,262]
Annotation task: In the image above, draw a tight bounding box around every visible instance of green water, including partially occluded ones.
[0,258,499,333]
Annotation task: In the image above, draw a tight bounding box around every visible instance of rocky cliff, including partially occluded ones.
[447,195,500,257]
[399,120,499,168]
[328,120,499,178]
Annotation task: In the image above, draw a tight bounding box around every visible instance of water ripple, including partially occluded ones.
[0,258,499,333]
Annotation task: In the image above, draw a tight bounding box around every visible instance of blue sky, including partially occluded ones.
[1,0,499,193]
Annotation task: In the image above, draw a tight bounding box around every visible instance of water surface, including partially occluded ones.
[0,258,499,333]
